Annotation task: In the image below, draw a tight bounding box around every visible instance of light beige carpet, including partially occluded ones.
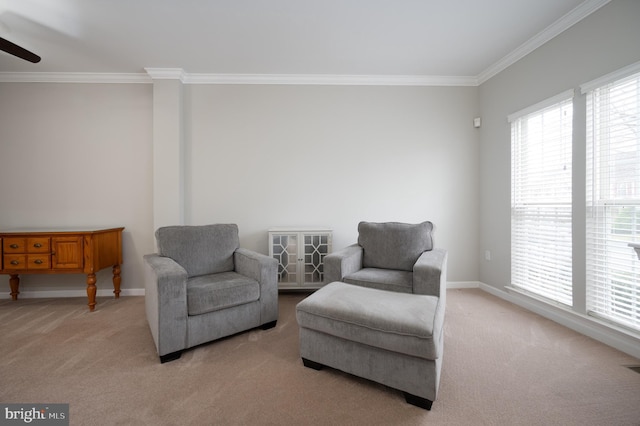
[1,289,639,425]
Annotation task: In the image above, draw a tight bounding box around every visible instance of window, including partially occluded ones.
[584,64,640,332]
[510,90,574,306]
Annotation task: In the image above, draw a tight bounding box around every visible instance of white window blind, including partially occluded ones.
[510,91,573,306]
[584,65,640,332]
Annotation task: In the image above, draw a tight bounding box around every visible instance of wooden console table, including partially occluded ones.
[0,227,124,311]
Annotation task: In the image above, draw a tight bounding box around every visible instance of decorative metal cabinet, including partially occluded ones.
[268,228,332,290]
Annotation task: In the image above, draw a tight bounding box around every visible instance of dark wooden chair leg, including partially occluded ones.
[302,358,324,370]
[261,320,277,330]
[160,350,182,363]
[404,392,433,410]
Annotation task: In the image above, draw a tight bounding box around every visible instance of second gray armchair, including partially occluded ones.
[324,221,447,296]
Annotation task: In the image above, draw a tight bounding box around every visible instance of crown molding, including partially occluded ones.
[144,67,186,82]
[477,0,612,84]
[0,71,477,86]
[0,72,151,83]
[183,73,478,86]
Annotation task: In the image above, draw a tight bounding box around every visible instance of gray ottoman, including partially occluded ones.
[296,281,444,410]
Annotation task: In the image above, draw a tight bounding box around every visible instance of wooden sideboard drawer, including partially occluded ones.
[4,255,26,270]
[28,255,51,269]
[3,254,51,270]
[3,238,26,253]
[27,238,50,253]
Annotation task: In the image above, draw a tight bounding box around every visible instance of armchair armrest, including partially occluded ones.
[234,248,278,324]
[414,249,448,348]
[143,254,188,357]
[413,249,448,298]
[324,244,363,284]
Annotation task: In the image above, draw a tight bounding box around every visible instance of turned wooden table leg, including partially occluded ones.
[86,273,97,311]
[9,274,20,300]
[112,264,121,298]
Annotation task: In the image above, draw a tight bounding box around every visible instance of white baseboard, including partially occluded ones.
[479,282,640,360]
[447,281,481,289]
[0,288,145,299]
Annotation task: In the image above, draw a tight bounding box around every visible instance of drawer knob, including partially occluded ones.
[34,259,43,265]
[9,244,18,249]
[34,243,42,248]
[10,260,19,265]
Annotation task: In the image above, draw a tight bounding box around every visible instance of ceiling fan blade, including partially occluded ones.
[0,36,41,63]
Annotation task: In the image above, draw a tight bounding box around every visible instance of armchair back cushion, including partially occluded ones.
[358,221,433,271]
[156,224,239,278]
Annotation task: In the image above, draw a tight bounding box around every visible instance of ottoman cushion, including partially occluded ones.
[296,281,442,360]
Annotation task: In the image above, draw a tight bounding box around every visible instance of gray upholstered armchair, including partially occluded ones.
[143,224,278,363]
[324,221,447,298]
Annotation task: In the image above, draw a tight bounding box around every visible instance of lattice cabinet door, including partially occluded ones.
[269,228,332,289]
[270,232,298,286]
[303,233,331,285]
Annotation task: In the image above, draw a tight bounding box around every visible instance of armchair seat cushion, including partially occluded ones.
[187,272,260,316]
[344,268,413,293]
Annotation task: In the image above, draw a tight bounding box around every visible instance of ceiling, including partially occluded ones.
[0,0,608,83]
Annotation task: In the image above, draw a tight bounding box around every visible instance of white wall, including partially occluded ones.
[185,84,480,282]
[478,0,640,291]
[0,80,480,296]
[0,82,154,294]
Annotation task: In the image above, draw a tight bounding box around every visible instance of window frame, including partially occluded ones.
[582,62,640,333]
[509,90,575,307]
